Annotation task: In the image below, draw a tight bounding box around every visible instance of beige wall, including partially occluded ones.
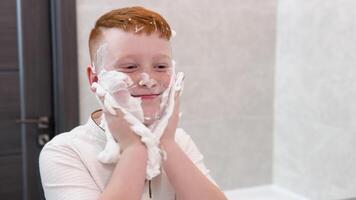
[274,0,356,199]
[76,0,276,190]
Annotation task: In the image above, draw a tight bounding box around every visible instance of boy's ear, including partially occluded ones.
[87,64,98,92]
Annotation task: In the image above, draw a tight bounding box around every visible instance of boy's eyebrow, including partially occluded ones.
[108,54,137,67]
[114,54,137,61]
[152,54,171,61]
[112,54,172,64]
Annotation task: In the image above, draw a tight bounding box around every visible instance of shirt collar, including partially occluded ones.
[85,109,106,140]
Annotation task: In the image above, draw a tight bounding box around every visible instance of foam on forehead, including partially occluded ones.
[92,42,108,73]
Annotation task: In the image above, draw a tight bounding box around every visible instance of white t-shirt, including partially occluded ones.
[39,113,218,200]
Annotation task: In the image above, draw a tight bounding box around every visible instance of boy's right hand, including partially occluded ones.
[104,108,144,152]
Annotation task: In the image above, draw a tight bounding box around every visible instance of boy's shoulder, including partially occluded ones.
[43,124,89,148]
[40,121,104,160]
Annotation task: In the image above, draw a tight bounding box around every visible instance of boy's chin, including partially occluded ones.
[142,105,162,126]
[143,117,155,127]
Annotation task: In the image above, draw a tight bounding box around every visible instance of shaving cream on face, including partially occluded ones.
[92,43,109,73]
[91,33,184,179]
[92,69,184,180]
[138,72,158,88]
[92,70,163,179]
[129,67,173,126]
[92,70,144,121]
[92,41,173,126]
[137,72,160,120]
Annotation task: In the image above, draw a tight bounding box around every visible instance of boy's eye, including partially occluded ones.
[117,65,138,73]
[154,65,170,72]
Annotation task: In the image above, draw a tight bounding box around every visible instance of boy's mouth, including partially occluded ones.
[131,93,161,100]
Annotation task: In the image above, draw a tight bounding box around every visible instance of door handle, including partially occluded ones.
[16,116,52,147]
[16,116,50,129]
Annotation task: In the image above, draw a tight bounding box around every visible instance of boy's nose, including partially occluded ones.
[138,72,157,88]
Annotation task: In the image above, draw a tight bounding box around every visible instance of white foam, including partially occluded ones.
[171,30,177,38]
[138,72,157,88]
[92,43,108,73]
[92,67,184,180]
[135,25,144,33]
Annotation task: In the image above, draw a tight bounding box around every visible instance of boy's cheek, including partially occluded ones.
[160,71,174,87]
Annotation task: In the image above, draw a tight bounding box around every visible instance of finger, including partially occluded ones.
[174,89,180,99]
[104,107,125,120]
[174,72,185,97]
[174,90,180,108]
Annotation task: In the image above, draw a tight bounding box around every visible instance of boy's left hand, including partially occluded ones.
[160,90,181,142]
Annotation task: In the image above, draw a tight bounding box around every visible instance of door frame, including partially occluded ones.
[50,0,79,134]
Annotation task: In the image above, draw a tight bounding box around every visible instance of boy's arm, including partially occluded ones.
[97,107,149,200]
[99,142,148,200]
[160,138,227,200]
[39,138,147,200]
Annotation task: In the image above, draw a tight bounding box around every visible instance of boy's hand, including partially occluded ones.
[104,108,144,152]
[160,90,181,142]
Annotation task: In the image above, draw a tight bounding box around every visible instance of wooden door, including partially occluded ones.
[0,0,78,199]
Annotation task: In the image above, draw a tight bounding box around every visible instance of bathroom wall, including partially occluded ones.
[274,0,356,199]
[76,0,277,190]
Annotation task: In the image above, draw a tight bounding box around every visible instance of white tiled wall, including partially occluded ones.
[274,0,356,199]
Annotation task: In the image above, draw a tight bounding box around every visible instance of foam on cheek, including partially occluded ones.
[93,70,143,120]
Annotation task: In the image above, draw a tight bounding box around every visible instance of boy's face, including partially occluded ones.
[92,28,173,125]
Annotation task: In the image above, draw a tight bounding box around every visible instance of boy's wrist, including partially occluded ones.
[160,138,176,146]
[124,142,147,154]
[159,139,173,161]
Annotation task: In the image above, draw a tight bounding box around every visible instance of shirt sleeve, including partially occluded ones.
[175,128,220,189]
[39,137,101,200]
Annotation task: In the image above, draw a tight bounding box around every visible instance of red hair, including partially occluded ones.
[89,6,172,63]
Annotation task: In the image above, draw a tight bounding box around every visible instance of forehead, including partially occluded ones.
[100,28,172,58]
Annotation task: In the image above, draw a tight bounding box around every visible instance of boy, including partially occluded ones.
[39,6,227,200]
